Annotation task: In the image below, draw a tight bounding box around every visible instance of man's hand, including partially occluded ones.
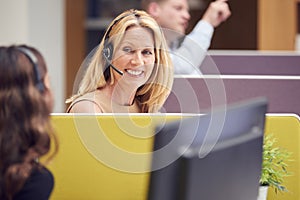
[202,0,231,28]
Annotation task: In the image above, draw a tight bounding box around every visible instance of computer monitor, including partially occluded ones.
[148,97,268,200]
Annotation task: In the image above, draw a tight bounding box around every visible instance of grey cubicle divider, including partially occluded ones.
[164,51,300,115]
[200,51,300,75]
[163,76,300,115]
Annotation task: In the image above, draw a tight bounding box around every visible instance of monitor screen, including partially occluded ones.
[148,97,268,200]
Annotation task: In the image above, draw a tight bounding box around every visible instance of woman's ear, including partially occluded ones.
[43,73,54,112]
[43,73,51,91]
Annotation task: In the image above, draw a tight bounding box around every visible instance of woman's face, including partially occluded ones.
[111,26,155,89]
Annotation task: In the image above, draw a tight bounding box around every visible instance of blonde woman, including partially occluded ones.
[66,9,173,113]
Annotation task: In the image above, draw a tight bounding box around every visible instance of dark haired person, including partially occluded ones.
[0,45,58,200]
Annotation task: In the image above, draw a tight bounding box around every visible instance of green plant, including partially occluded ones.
[260,134,292,193]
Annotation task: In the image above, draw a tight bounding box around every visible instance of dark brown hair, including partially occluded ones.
[0,45,58,200]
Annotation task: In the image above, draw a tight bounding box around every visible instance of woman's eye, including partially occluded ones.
[123,47,132,53]
[143,50,153,55]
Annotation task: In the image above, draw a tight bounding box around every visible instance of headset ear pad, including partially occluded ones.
[102,42,114,79]
[103,43,113,61]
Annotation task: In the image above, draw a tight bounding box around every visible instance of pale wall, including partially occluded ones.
[0,0,65,112]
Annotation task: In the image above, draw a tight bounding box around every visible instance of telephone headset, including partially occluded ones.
[102,10,140,76]
[17,47,45,93]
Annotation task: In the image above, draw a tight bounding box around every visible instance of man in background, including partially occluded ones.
[141,0,231,74]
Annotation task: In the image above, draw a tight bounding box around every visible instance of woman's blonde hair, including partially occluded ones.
[66,9,173,113]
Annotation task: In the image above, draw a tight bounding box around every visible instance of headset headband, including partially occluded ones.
[17,47,45,93]
[103,10,140,43]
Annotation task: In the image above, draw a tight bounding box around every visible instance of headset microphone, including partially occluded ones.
[102,45,124,76]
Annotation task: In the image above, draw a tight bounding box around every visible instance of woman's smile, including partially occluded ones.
[125,69,144,76]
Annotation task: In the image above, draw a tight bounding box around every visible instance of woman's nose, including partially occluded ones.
[131,52,143,66]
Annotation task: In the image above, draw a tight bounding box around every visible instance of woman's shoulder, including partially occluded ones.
[14,167,54,200]
[66,91,104,113]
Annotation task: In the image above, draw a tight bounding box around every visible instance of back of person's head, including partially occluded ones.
[69,9,173,113]
[0,45,58,200]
